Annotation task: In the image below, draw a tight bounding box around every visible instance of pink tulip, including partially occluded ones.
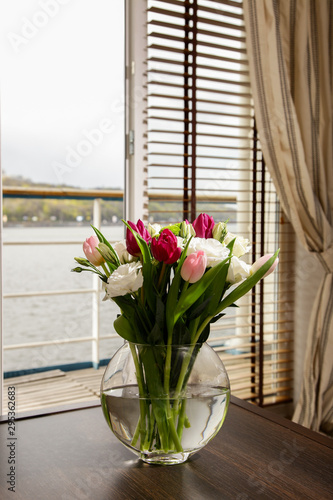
[83,236,105,267]
[251,253,279,278]
[181,251,208,283]
[151,229,181,265]
[126,219,152,256]
[192,213,215,238]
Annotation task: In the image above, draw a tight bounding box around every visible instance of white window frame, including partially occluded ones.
[0,128,3,415]
[125,0,148,223]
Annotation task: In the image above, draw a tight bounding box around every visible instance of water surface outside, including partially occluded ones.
[3,225,125,373]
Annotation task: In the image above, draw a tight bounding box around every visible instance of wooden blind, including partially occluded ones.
[146,0,294,407]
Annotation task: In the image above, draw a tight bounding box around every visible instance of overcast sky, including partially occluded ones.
[1,0,125,189]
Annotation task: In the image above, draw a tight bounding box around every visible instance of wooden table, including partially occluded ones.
[0,396,332,500]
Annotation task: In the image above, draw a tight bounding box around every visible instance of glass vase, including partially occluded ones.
[101,341,230,465]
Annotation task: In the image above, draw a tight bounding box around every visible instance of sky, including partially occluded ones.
[1,0,125,189]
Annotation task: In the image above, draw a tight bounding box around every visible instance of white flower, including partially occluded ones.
[103,262,143,299]
[227,256,251,284]
[148,223,162,237]
[186,237,230,268]
[113,240,136,264]
[224,232,250,258]
[176,236,185,249]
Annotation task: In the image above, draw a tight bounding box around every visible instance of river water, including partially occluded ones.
[2,225,125,373]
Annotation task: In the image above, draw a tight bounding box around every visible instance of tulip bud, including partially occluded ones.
[192,213,215,238]
[212,222,228,243]
[180,220,196,238]
[148,223,162,237]
[83,236,105,267]
[181,251,208,283]
[126,220,152,256]
[250,254,279,278]
[151,229,181,265]
[97,242,117,265]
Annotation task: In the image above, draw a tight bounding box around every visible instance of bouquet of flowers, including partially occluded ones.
[72,213,278,458]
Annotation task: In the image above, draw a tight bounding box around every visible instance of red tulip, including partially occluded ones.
[126,220,152,256]
[192,213,215,238]
[151,229,181,265]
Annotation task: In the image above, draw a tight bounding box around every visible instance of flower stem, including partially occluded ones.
[174,345,196,398]
[176,399,188,440]
[157,261,167,290]
[129,343,148,448]
[101,263,110,277]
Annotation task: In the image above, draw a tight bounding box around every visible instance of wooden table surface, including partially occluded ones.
[0,396,332,500]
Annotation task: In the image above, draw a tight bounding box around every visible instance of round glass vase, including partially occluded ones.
[101,341,230,466]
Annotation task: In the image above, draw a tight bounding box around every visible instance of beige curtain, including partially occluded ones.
[243,0,333,434]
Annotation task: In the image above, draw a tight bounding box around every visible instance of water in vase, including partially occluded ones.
[101,384,230,459]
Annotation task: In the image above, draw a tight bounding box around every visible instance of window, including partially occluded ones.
[1,0,125,387]
[145,0,294,407]
[0,0,294,414]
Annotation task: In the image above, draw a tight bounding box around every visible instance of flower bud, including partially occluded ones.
[151,229,181,265]
[83,236,105,267]
[180,220,196,238]
[97,243,117,265]
[148,223,162,237]
[212,222,228,243]
[126,220,152,256]
[181,251,208,283]
[192,213,215,238]
[250,254,279,278]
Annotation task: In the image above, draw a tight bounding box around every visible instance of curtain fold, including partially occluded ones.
[243,0,333,433]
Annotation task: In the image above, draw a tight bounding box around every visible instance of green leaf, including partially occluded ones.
[204,259,230,317]
[174,257,230,324]
[210,313,225,324]
[226,237,236,254]
[168,317,191,347]
[187,297,212,320]
[155,295,165,331]
[113,314,137,342]
[147,322,163,345]
[197,322,210,344]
